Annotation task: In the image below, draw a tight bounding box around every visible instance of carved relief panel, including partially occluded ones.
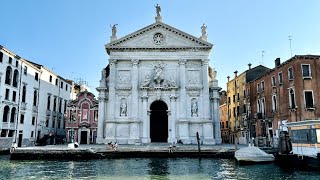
[187,70,201,85]
[117,70,131,84]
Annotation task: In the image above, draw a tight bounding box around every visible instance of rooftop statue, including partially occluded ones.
[201,23,207,36]
[155,4,161,17]
[110,24,118,37]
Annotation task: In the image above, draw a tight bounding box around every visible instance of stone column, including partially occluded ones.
[96,91,107,143]
[105,59,117,142]
[141,89,149,143]
[211,87,222,144]
[202,59,210,120]
[169,90,177,143]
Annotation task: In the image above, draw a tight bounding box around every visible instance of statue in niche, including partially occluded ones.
[191,100,198,117]
[141,75,151,87]
[209,67,217,79]
[111,24,118,37]
[155,4,161,17]
[120,99,127,116]
[201,23,207,36]
[154,62,165,85]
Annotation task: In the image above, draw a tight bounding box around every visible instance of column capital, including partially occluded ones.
[109,59,117,66]
[178,59,187,66]
[131,59,139,67]
[201,59,209,66]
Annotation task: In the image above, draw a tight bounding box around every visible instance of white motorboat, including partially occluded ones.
[235,146,275,163]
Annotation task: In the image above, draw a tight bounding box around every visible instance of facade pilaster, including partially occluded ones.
[131,59,139,119]
[202,59,210,120]
[96,90,107,143]
[178,59,187,119]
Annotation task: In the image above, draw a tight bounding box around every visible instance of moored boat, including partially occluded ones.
[235,146,275,163]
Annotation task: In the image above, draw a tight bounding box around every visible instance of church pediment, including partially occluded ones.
[105,22,213,54]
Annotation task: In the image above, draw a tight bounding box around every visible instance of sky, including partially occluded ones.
[1,0,320,95]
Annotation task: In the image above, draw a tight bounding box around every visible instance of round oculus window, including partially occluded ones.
[153,33,164,45]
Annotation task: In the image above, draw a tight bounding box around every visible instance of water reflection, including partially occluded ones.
[148,158,169,179]
[0,156,320,179]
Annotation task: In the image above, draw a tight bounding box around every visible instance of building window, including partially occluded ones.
[12,91,16,102]
[304,91,314,109]
[53,97,57,111]
[5,89,10,100]
[257,99,261,113]
[278,72,283,84]
[22,85,26,103]
[271,76,276,87]
[289,89,296,109]
[60,81,63,88]
[272,95,277,112]
[302,64,311,78]
[261,81,265,91]
[47,95,51,110]
[5,66,12,85]
[3,106,10,122]
[52,119,55,128]
[24,66,27,75]
[49,75,52,82]
[33,90,38,106]
[35,72,39,81]
[32,116,36,125]
[261,98,266,115]
[64,100,67,113]
[59,99,62,113]
[55,79,58,86]
[8,57,12,64]
[233,95,235,102]
[243,90,246,97]
[46,118,49,127]
[65,84,68,91]
[288,67,293,80]
[58,120,61,129]
[257,83,260,93]
[10,107,16,123]
[31,131,34,138]
[20,114,24,124]
[233,107,236,117]
[0,51,3,62]
[15,60,18,67]
[228,97,231,104]
[237,93,240,101]
[13,70,19,87]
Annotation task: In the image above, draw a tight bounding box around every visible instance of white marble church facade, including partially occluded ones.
[96,9,221,145]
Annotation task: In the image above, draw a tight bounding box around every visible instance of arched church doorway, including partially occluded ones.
[150,100,168,142]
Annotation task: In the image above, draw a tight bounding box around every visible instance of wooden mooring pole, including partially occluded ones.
[196,132,201,158]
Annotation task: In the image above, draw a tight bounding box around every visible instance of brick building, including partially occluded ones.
[65,90,98,144]
[248,55,320,146]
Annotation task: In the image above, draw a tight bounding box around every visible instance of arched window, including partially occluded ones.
[53,97,57,111]
[3,106,10,122]
[5,66,12,85]
[13,70,19,87]
[10,107,16,123]
[22,85,26,103]
[33,90,37,106]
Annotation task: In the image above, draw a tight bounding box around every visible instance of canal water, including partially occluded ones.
[1,155,320,180]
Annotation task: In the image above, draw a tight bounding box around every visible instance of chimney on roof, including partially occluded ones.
[234,70,238,77]
[248,63,252,70]
[227,76,230,82]
[275,58,281,67]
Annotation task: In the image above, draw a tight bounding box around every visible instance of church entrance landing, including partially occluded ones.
[150,101,168,142]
